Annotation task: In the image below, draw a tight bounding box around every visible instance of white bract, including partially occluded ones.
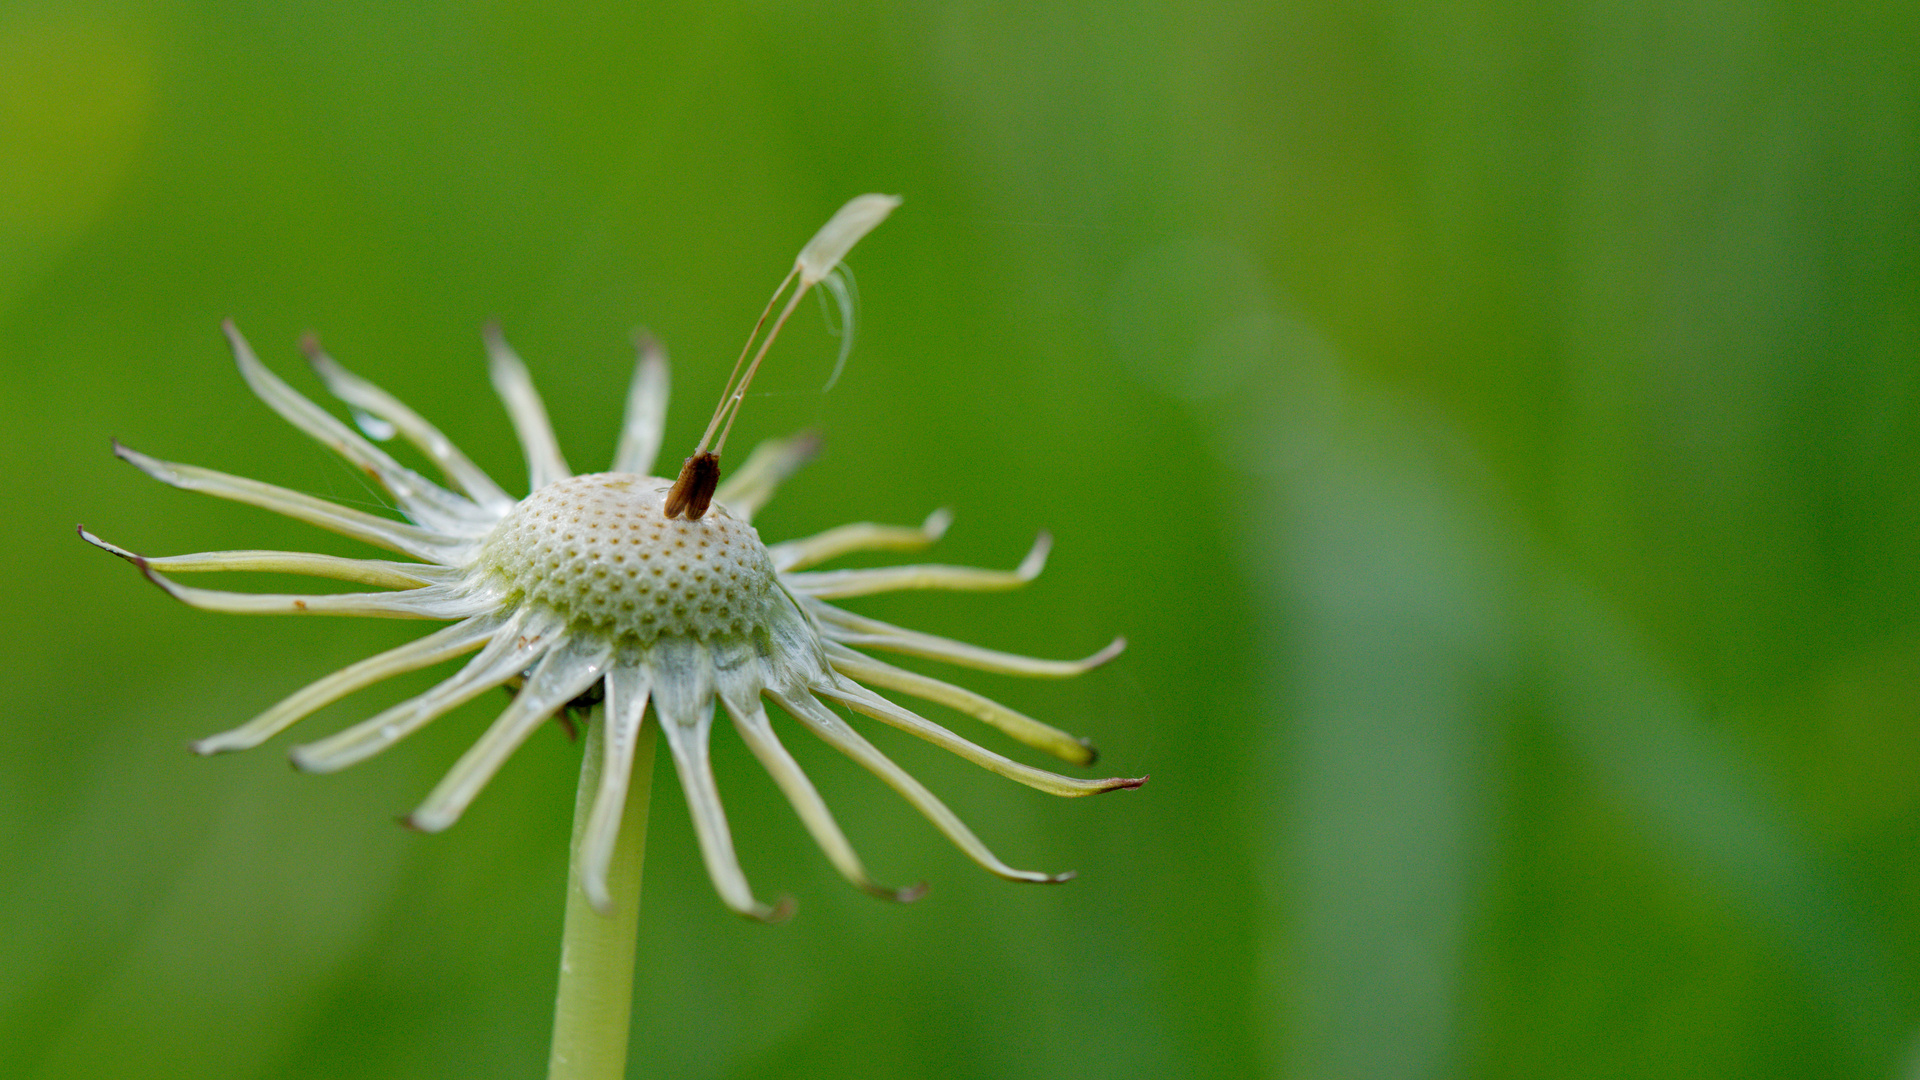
[84,197,1139,919]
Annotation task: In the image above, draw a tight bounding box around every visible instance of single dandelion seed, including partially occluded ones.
[81,194,1143,927]
[664,193,900,520]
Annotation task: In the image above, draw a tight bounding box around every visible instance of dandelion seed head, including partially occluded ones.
[85,195,1143,920]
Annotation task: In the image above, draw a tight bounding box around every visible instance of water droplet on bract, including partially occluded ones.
[352,407,397,441]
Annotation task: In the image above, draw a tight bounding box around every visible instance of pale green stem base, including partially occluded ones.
[549,709,659,1080]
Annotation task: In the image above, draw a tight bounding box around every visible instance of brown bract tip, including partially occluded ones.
[664,451,721,520]
[758,896,799,924]
[77,526,145,568]
[791,429,825,461]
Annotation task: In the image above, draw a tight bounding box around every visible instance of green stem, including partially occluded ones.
[548,709,658,1080]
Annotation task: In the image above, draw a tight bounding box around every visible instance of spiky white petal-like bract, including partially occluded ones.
[85,199,1139,920]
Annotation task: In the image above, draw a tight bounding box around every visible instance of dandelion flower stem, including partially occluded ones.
[549,709,658,1080]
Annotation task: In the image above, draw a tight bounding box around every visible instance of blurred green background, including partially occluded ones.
[3,1,1917,1077]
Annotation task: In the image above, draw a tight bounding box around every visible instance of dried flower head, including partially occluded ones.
[82,196,1141,918]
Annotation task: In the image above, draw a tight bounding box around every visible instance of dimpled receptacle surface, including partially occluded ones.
[478,473,779,640]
